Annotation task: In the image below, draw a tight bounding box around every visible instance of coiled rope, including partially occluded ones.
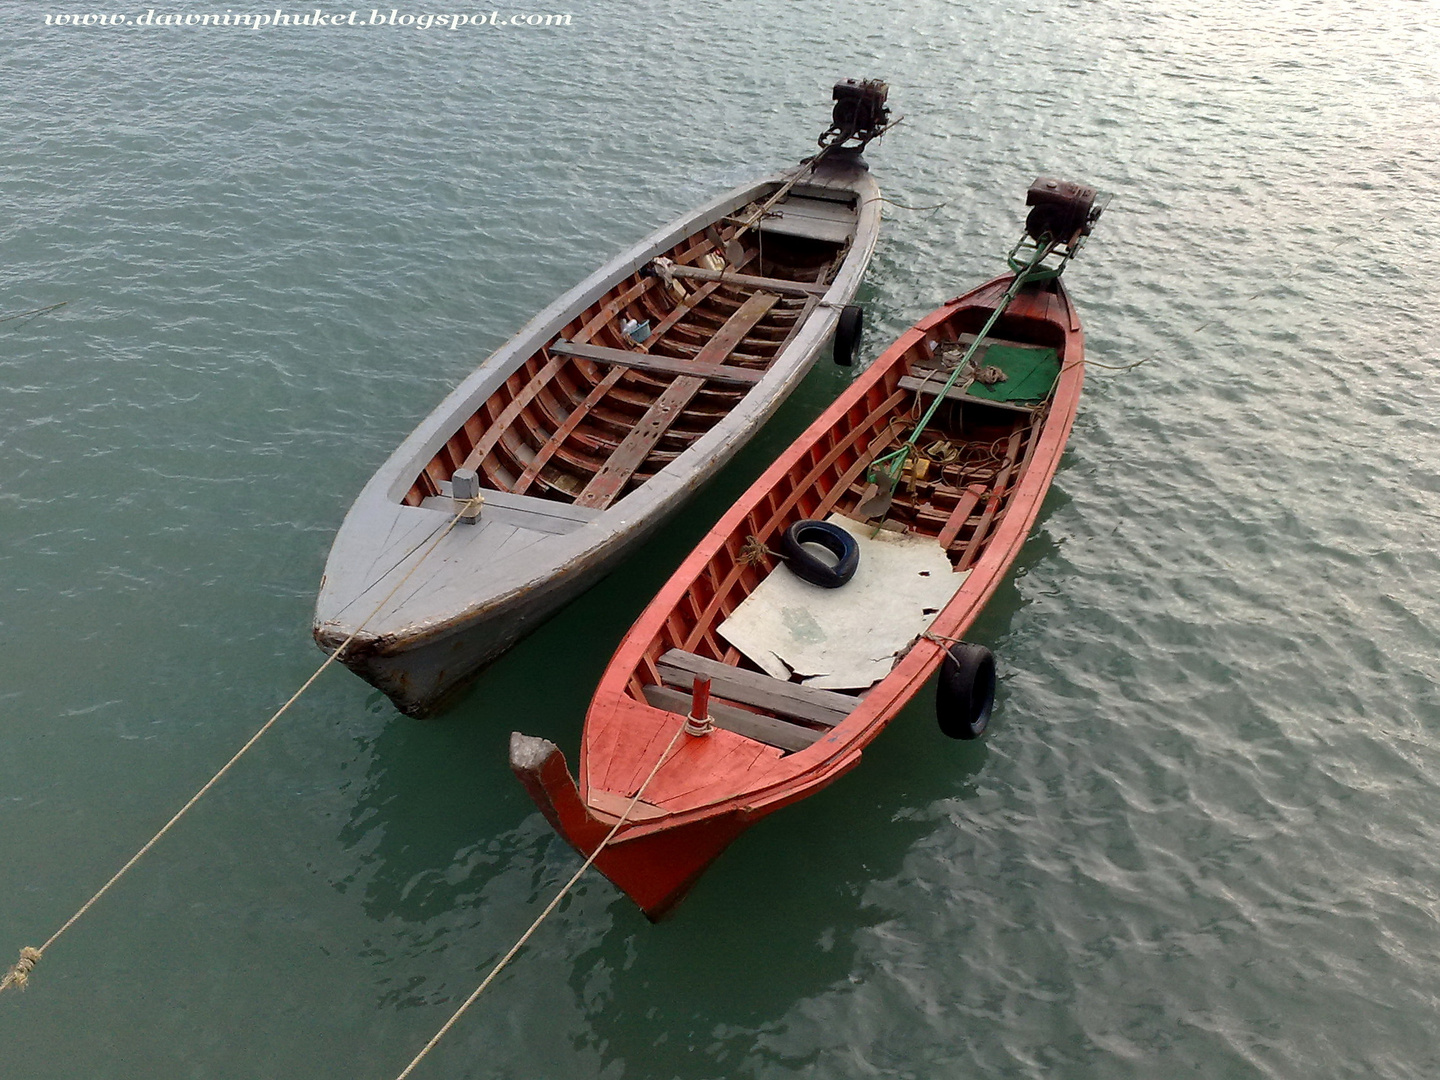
[1,497,483,995]
[393,719,689,1080]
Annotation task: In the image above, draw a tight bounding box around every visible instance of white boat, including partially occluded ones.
[313,81,891,715]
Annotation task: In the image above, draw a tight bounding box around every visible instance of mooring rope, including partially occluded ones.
[393,719,690,1080]
[1,498,483,996]
[0,300,68,326]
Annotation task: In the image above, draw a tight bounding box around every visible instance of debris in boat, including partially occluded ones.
[923,438,961,465]
[718,516,967,690]
[738,534,779,568]
[777,519,860,588]
[646,256,690,301]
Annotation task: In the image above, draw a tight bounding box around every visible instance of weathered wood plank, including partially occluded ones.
[574,293,780,510]
[575,376,706,508]
[936,482,988,552]
[898,374,1038,415]
[665,264,827,296]
[691,292,780,366]
[642,684,822,754]
[658,649,856,727]
[549,340,763,387]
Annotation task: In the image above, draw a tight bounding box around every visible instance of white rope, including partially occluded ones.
[1,498,483,995]
[393,720,690,1080]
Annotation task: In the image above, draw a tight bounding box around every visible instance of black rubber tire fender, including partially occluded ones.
[832,304,864,367]
[779,520,860,589]
[936,642,996,740]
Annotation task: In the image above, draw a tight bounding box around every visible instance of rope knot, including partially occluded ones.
[4,947,42,992]
[738,535,779,568]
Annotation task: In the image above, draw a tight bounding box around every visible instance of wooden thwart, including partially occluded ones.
[664,264,828,297]
[642,684,822,754]
[657,649,857,727]
[549,340,763,387]
[898,374,1038,415]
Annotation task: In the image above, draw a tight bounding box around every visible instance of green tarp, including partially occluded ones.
[964,344,1061,403]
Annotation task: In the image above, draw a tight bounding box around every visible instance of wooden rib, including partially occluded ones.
[573,277,658,345]
[456,352,570,474]
[511,367,628,495]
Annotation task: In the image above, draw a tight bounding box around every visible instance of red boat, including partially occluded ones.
[512,180,1106,918]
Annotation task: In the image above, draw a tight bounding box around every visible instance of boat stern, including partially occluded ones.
[508,732,748,920]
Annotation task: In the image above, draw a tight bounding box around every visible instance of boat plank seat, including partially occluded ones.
[549,340,764,387]
[897,374,1039,415]
[950,331,1054,353]
[642,684,823,754]
[575,292,780,509]
[657,649,857,727]
[664,264,828,297]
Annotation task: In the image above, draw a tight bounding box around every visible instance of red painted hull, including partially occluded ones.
[512,269,1086,918]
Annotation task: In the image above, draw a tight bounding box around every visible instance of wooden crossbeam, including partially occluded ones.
[549,340,762,387]
[642,684,822,753]
[665,264,827,296]
[657,649,856,727]
[574,277,657,345]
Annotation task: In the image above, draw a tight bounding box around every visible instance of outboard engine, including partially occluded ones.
[819,78,891,155]
[1025,177,1103,244]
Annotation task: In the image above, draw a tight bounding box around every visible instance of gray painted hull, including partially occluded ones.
[314,158,882,716]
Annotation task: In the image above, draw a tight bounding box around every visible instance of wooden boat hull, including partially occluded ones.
[510,734,751,919]
[315,158,883,716]
[514,265,1087,913]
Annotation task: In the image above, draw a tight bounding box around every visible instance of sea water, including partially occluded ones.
[3,0,1439,1076]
